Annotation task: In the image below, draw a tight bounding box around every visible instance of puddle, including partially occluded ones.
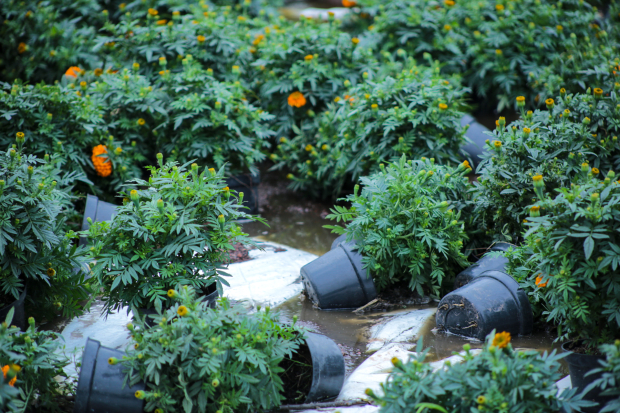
[242,169,340,256]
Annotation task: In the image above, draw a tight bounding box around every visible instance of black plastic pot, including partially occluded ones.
[79,195,118,246]
[74,338,145,413]
[562,341,613,413]
[300,241,377,309]
[0,287,26,331]
[304,332,345,402]
[460,114,491,167]
[226,172,260,215]
[436,270,533,340]
[453,242,513,289]
[330,234,347,250]
[135,283,219,327]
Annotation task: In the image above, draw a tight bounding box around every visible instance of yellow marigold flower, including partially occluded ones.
[237,15,246,21]
[523,127,531,135]
[16,132,24,139]
[197,35,206,43]
[516,95,525,106]
[322,144,328,150]
[564,109,570,116]
[438,103,448,110]
[496,4,504,11]
[252,34,265,46]
[556,25,563,31]
[288,91,307,108]
[545,98,554,108]
[352,37,360,44]
[535,273,548,288]
[157,19,167,25]
[532,174,543,182]
[444,24,452,31]
[371,103,378,109]
[47,268,56,277]
[592,167,600,175]
[477,396,486,404]
[119,3,126,10]
[304,54,313,61]
[148,8,158,16]
[495,49,502,55]
[135,390,145,399]
[177,305,188,317]
[305,144,313,152]
[167,289,176,298]
[287,173,294,179]
[444,0,455,6]
[492,331,511,349]
[108,357,118,365]
[137,118,146,126]
[115,147,122,155]
[494,140,502,148]
[172,11,180,16]
[94,68,103,76]
[594,88,603,98]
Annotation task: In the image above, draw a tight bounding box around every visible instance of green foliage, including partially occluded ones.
[123,286,305,413]
[86,157,261,314]
[326,156,471,296]
[272,60,468,198]
[96,2,269,83]
[252,14,377,136]
[0,309,75,412]
[0,0,103,84]
[0,143,91,318]
[88,58,274,177]
[356,0,600,111]
[474,86,620,242]
[513,172,620,345]
[589,339,620,413]
[370,331,589,413]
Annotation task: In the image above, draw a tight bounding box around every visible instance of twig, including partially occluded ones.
[353,298,379,313]
[277,400,372,411]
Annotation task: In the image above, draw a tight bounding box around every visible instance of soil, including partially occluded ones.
[564,340,603,356]
[228,242,252,263]
[279,342,314,404]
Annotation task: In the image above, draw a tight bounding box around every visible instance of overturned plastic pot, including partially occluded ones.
[453,242,513,289]
[300,241,376,309]
[0,287,27,331]
[562,340,613,413]
[304,332,345,402]
[436,270,532,340]
[460,114,491,167]
[79,195,118,246]
[74,338,145,413]
[227,172,260,215]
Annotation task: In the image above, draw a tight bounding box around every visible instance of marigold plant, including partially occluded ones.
[369,331,589,412]
[510,173,620,347]
[86,157,262,314]
[272,61,468,198]
[325,156,472,297]
[122,287,305,413]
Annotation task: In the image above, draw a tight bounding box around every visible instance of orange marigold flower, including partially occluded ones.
[2,365,17,387]
[304,54,313,61]
[352,37,360,44]
[287,91,306,108]
[65,66,82,78]
[438,103,448,110]
[197,35,206,43]
[157,19,167,25]
[535,274,548,288]
[496,4,504,11]
[444,0,455,6]
[492,331,511,349]
[92,145,112,177]
[148,8,158,16]
[17,42,27,54]
[342,0,357,6]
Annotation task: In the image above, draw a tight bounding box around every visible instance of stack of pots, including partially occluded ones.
[436,243,533,341]
[300,235,377,309]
